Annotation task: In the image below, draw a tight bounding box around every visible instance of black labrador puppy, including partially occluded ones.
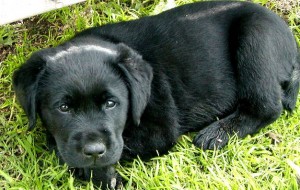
[13,1,299,189]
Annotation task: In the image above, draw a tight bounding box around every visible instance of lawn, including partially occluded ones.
[0,0,299,189]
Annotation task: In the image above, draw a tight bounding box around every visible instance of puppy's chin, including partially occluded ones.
[56,139,124,168]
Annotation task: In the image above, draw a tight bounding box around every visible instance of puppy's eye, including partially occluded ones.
[105,100,116,109]
[59,104,70,112]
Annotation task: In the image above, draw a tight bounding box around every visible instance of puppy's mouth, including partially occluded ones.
[91,156,103,167]
[61,151,120,168]
[85,156,105,167]
[56,142,123,168]
[90,153,106,166]
[81,150,121,168]
[92,157,98,166]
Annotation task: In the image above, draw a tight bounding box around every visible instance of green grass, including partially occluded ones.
[0,0,299,189]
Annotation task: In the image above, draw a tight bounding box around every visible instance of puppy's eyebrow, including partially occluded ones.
[49,45,117,60]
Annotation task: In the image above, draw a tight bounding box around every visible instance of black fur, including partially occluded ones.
[13,1,299,189]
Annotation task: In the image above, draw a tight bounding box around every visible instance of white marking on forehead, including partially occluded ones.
[49,45,117,61]
[179,3,242,21]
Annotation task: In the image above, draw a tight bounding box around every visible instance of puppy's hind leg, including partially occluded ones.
[193,14,296,150]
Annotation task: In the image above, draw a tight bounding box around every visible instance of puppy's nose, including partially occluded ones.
[83,143,106,158]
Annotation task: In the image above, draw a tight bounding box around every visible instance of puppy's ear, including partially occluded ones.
[13,51,47,130]
[117,44,153,126]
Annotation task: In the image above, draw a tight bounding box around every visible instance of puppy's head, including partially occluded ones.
[13,37,153,168]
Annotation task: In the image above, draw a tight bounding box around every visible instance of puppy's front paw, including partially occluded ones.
[71,166,122,189]
[89,166,119,189]
[110,174,124,190]
[193,121,230,150]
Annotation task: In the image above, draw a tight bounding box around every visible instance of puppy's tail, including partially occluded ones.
[282,52,300,111]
